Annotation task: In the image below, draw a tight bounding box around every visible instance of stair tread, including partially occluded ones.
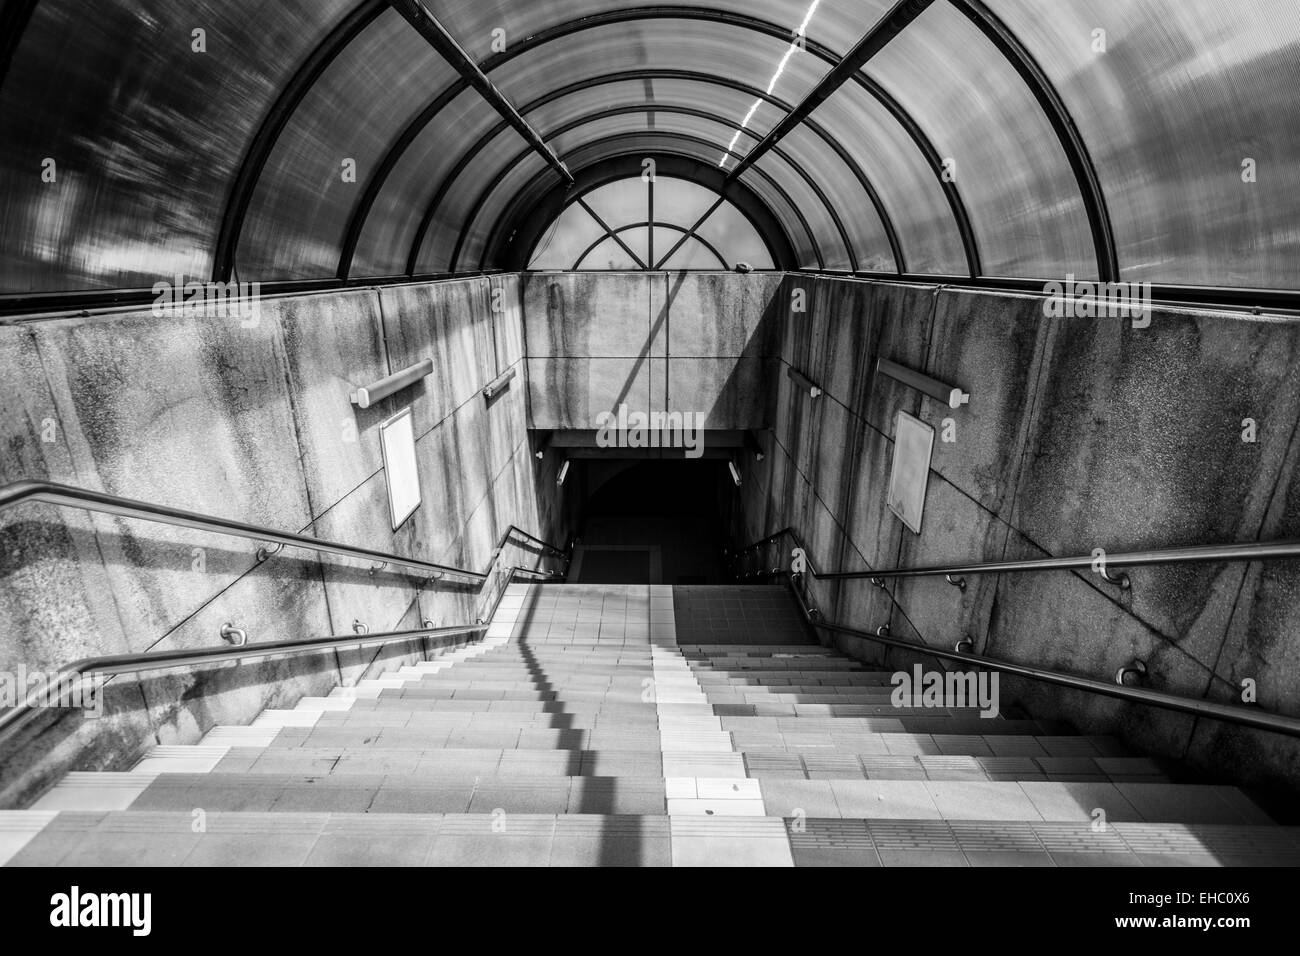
[7,809,1297,867]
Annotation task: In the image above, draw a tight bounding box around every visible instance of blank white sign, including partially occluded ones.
[888,411,934,535]
[379,407,421,529]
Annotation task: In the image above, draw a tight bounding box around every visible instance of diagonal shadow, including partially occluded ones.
[509,584,655,866]
[609,270,689,414]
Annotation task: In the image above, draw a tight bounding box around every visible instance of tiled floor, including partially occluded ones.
[5,584,1298,867]
[673,586,811,645]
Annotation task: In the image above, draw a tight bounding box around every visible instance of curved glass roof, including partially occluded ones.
[2,0,1298,298]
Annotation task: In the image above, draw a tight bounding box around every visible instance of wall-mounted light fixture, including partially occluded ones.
[482,365,517,400]
[556,459,571,487]
[877,358,970,409]
[728,461,742,487]
[350,358,433,409]
[786,366,822,398]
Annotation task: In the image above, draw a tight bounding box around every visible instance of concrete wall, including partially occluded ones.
[523,271,784,430]
[0,275,556,807]
[741,276,1300,794]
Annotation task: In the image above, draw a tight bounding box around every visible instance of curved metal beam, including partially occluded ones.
[571,220,730,271]
[440,105,855,274]
[388,0,573,185]
[212,0,386,283]
[453,132,825,275]
[374,68,902,280]
[477,5,856,73]
[572,221,733,273]
[949,0,1117,281]
[653,224,730,270]
[573,225,631,271]
[727,0,934,180]
[490,152,799,272]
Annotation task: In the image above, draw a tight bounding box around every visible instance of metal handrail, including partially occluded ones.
[736,526,1300,582]
[0,562,555,753]
[779,576,1300,738]
[0,480,567,582]
[499,525,568,557]
[0,479,571,756]
[739,527,1300,737]
[0,625,484,746]
[734,526,818,577]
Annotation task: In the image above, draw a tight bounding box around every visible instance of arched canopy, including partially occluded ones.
[2,0,1300,309]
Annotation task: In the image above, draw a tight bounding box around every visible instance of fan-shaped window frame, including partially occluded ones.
[527,175,775,271]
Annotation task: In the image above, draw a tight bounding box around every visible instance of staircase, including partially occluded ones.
[4,584,1298,867]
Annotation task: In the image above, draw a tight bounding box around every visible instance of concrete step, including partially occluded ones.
[193,724,1081,755]
[246,722,1157,777]
[8,808,1296,867]
[701,687,914,699]
[119,742,1168,787]
[688,661,872,671]
[755,729,1123,757]
[264,720,1135,758]
[33,751,1180,820]
[361,690,1001,717]
[137,745,675,777]
[2,811,682,867]
[123,773,671,816]
[311,693,1049,728]
[752,779,1275,824]
[44,772,765,818]
[784,818,1300,867]
[84,773,1249,825]
[389,679,998,707]
[742,752,1174,783]
[330,699,713,715]
[694,674,901,686]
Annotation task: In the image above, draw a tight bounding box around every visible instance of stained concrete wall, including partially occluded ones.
[741,276,1300,795]
[523,271,784,431]
[0,274,555,807]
